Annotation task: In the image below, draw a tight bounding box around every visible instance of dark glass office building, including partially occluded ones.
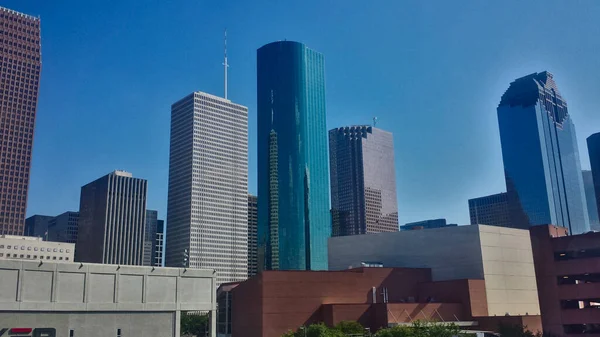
[498,72,589,234]
[400,219,456,231]
[468,192,511,228]
[257,41,330,271]
[329,126,398,236]
[588,133,600,231]
[582,170,600,231]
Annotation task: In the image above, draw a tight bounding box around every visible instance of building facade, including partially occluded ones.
[76,170,147,265]
[329,126,398,236]
[497,72,589,234]
[24,215,52,238]
[165,91,248,285]
[227,268,541,337]
[582,170,600,231]
[468,192,511,228]
[588,132,600,231]
[329,224,541,317]
[0,235,74,262]
[0,260,216,337]
[0,7,42,235]
[155,219,164,267]
[400,218,457,231]
[530,225,600,335]
[248,194,258,277]
[144,210,158,266]
[47,211,78,243]
[257,41,330,271]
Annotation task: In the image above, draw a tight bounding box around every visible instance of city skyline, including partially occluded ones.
[4,1,600,226]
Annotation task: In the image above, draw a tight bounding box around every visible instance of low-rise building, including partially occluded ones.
[0,260,216,337]
[0,235,74,262]
[224,267,541,337]
[328,224,541,317]
[530,225,600,335]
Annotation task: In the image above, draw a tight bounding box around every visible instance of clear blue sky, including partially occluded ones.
[5,0,600,225]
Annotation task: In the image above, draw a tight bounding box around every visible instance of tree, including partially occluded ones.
[335,321,365,335]
[181,312,209,337]
[374,321,463,337]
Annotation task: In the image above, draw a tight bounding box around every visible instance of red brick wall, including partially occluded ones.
[231,274,264,337]
[417,279,488,318]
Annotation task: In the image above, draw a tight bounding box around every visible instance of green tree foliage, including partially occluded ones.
[497,323,543,337]
[181,312,209,337]
[335,321,366,335]
[375,321,463,337]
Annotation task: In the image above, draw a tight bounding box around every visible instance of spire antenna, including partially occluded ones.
[223,29,229,99]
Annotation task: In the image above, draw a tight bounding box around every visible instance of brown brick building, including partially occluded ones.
[222,267,541,337]
[530,225,600,336]
[0,6,41,235]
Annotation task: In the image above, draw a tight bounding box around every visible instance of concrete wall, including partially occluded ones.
[328,225,485,281]
[0,260,217,337]
[0,312,175,337]
[478,225,540,316]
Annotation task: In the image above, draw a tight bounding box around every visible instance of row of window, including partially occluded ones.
[555,248,600,261]
[0,253,69,261]
[0,244,70,253]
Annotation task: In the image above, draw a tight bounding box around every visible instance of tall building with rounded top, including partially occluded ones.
[257,41,330,271]
[497,71,589,234]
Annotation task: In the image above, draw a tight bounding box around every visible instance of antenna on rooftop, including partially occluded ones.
[223,29,229,99]
[373,117,378,127]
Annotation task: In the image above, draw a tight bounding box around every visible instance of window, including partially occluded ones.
[52,256,56,260]
[66,249,70,253]
[19,254,23,258]
[27,246,31,250]
[26,255,30,258]
[0,253,3,257]
[117,329,122,337]
[60,249,63,253]
[65,257,69,261]
[0,245,3,248]
[41,247,44,252]
[59,257,63,260]
[34,247,38,251]
[69,330,74,337]
[53,248,57,252]
[21,246,24,250]
[33,255,37,259]
[6,245,10,249]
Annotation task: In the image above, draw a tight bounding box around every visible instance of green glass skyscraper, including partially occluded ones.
[257,41,330,271]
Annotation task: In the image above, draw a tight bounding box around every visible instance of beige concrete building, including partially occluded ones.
[0,260,216,337]
[328,224,540,316]
[0,235,74,262]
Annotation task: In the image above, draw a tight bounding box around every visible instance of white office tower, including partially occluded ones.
[166,91,248,285]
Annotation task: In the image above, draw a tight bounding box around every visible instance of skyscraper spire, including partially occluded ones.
[223,29,229,99]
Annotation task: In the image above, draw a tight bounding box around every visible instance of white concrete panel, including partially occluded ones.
[89,273,115,303]
[57,272,85,303]
[147,276,177,303]
[22,270,52,302]
[118,274,143,303]
[0,269,18,301]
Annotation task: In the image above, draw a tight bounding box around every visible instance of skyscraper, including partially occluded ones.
[165,91,248,284]
[257,41,330,271]
[47,211,79,243]
[588,132,600,231]
[329,126,398,236]
[498,72,589,234]
[468,192,511,228]
[143,210,158,266]
[24,215,52,238]
[582,170,600,231]
[75,170,147,265]
[155,219,165,267]
[0,7,41,235]
[248,194,258,277]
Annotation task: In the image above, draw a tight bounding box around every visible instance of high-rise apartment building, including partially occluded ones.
[468,192,511,228]
[588,132,600,232]
[248,194,258,277]
[582,170,600,231]
[75,170,147,265]
[257,41,330,271]
[47,211,79,243]
[155,219,164,267]
[329,126,398,236]
[497,72,589,234]
[165,91,248,284]
[24,214,52,237]
[143,210,158,266]
[0,7,42,235]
